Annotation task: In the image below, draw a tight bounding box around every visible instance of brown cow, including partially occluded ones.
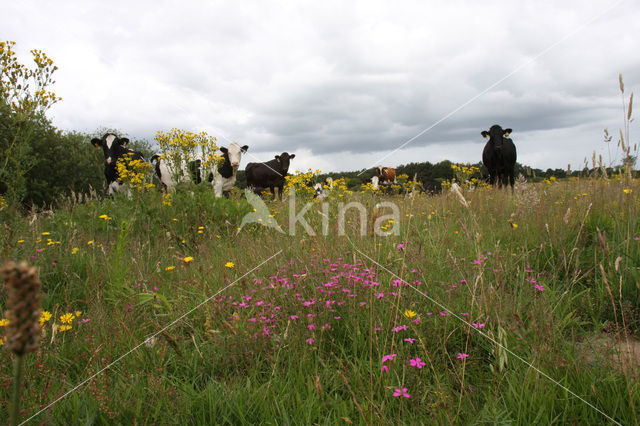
[376,166,396,184]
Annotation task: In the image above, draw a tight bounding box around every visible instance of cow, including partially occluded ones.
[376,166,396,184]
[420,179,442,195]
[245,152,295,200]
[152,142,248,197]
[313,177,334,199]
[481,125,517,190]
[91,133,145,195]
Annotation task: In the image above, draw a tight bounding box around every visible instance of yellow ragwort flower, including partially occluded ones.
[404,310,417,319]
[225,262,235,268]
[183,256,194,263]
[0,318,9,327]
[59,312,75,324]
[39,311,52,326]
[56,324,72,332]
[165,266,175,271]
[71,247,79,254]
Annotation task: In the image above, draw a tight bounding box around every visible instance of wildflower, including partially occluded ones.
[511,223,518,229]
[393,388,410,398]
[404,310,417,319]
[472,322,485,329]
[165,266,175,271]
[457,353,469,359]
[41,232,50,236]
[225,262,235,268]
[17,240,24,244]
[59,313,74,324]
[98,214,112,220]
[71,247,79,254]
[0,318,8,327]
[183,256,194,263]
[623,189,632,194]
[381,353,397,363]
[305,338,314,345]
[404,338,416,343]
[87,240,94,245]
[74,311,82,317]
[409,357,426,369]
[396,243,405,250]
[534,284,545,291]
[39,311,52,326]
[381,365,389,372]
[56,324,72,332]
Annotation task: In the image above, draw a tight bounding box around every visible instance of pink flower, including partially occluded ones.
[409,357,426,369]
[375,292,384,299]
[472,323,485,329]
[307,324,316,330]
[381,365,389,372]
[290,315,299,320]
[396,243,405,250]
[404,338,416,343]
[534,284,545,292]
[393,387,410,398]
[306,338,314,345]
[381,353,397,363]
[457,353,469,359]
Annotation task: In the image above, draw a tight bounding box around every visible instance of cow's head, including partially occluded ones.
[481,125,512,147]
[275,152,295,174]
[221,142,249,168]
[92,133,130,166]
[376,166,384,177]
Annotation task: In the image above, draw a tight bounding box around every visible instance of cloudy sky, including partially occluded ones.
[3,0,639,172]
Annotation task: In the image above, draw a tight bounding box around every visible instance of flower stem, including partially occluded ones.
[10,354,24,426]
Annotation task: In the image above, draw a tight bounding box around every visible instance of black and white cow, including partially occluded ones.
[245,152,295,200]
[312,177,334,199]
[152,142,248,197]
[481,125,517,189]
[91,133,145,195]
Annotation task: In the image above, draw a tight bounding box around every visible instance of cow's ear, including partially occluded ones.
[275,155,281,162]
[220,147,228,154]
[503,128,512,137]
[91,138,102,147]
[241,145,248,153]
[289,154,295,159]
[481,131,489,138]
[120,138,130,147]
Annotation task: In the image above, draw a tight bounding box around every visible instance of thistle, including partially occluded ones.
[2,261,42,426]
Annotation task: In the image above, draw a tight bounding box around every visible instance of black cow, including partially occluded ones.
[481,125,517,189]
[420,179,442,195]
[92,133,145,195]
[245,152,295,200]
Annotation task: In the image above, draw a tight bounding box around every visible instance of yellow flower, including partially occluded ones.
[57,324,72,332]
[75,311,82,317]
[404,310,417,319]
[40,311,52,326]
[165,266,175,271]
[17,239,24,243]
[183,256,194,263]
[511,223,518,229]
[623,189,632,194]
[99,214,112,220]
[59,313,75,324]
[42,232,50,236]
[0,336,6,345]
[172,218,178,222]
[0,318,9,327]
[225,262,235,268]
[87,240,94,245]
[71,247,79,254]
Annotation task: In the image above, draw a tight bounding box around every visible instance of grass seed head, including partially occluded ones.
[2,261,42,356]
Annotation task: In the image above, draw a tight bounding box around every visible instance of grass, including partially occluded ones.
[1,177,639,424]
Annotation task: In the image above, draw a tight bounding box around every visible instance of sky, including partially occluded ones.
[2,0,639,173]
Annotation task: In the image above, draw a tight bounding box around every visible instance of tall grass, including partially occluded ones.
[0,176,638,424]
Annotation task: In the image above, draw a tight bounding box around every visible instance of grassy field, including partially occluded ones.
[1,176,639,424]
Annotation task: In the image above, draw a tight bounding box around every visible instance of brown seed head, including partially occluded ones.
[2,261,42,356]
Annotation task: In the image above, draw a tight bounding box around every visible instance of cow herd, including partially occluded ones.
[91,124,517,198]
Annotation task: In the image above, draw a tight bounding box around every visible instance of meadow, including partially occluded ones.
[0,174,639,425]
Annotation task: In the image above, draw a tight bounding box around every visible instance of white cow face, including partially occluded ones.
[221,142,249,168]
